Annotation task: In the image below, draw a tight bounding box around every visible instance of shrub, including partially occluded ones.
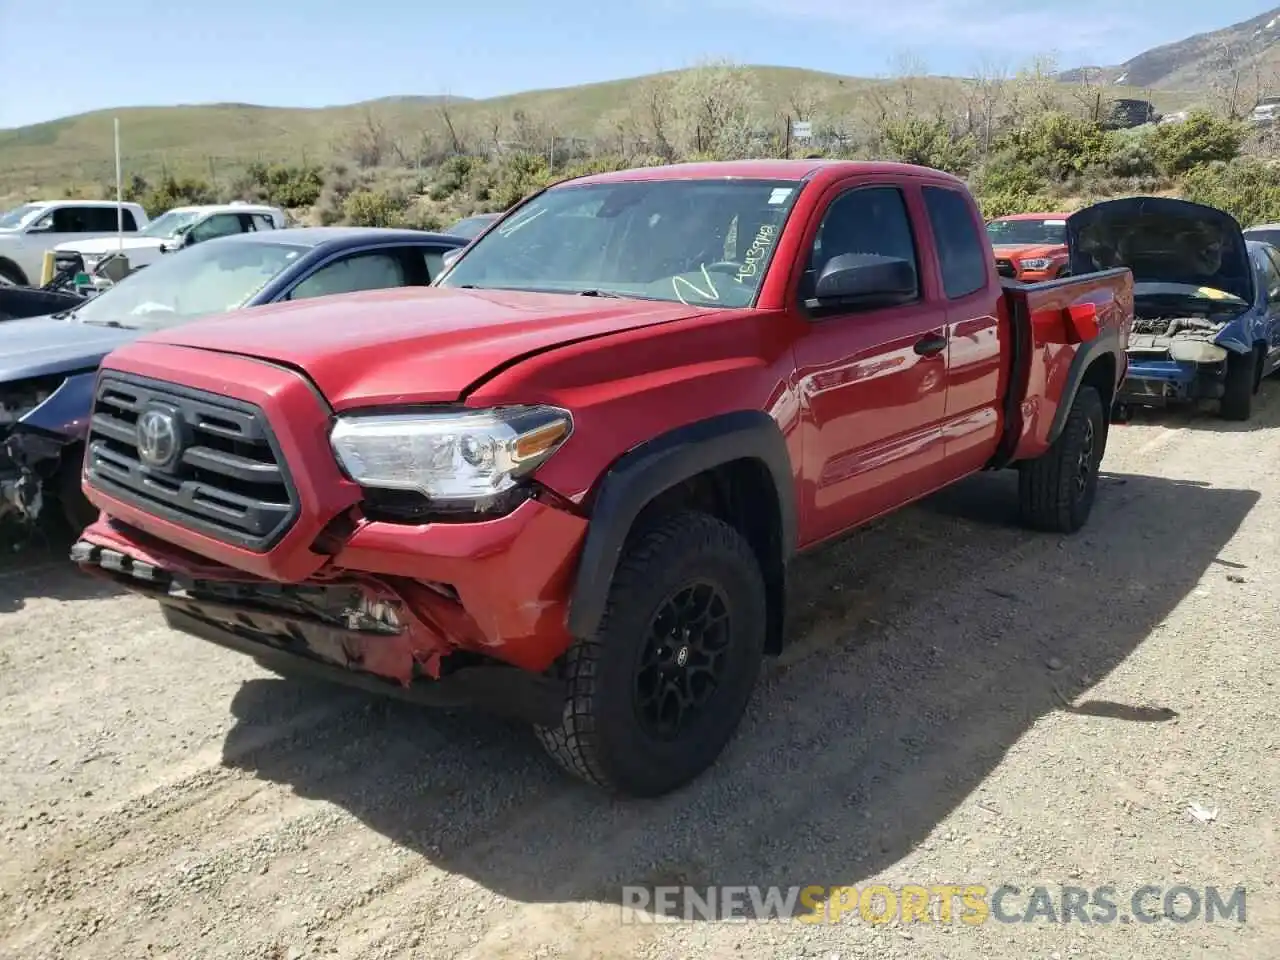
[133,175,217,216]
[492,153,550,210]
[1181,158,1280,226]
[342,189,407,227]
[243,162,324,208]
[1148,111,1245,176]
[996,112,1114,179]
[880,117,977,175]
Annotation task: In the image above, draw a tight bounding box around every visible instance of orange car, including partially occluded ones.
[986,212,1071,281]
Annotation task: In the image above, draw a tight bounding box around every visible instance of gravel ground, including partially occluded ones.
[1,387,1278,960]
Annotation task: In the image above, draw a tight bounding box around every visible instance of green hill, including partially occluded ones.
[0,66,1203,198]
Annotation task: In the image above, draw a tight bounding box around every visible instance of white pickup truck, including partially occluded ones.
[0,200,150,286]
[52,202,289,278]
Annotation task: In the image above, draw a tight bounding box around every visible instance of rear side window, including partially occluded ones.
[288,251,409,300]
[923,186,989,299]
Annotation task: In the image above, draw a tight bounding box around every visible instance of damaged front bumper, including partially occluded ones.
[69,500,588,725]
[1117,354,1229,406]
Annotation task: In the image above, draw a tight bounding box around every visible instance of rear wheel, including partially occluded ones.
[1220,349,1257,421]
[536,510,766,797]
[1017,385,1105,534]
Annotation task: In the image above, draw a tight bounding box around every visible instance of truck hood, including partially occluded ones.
[992,243,1065,259]
[1066,197,1253,303]
[140,286,713,409]
[54,236,165,256]
[0,315,137,382]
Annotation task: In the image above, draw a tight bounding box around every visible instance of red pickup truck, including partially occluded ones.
[71,160,1132,797]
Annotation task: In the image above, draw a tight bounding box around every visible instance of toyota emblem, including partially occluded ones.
[136,408,180,469]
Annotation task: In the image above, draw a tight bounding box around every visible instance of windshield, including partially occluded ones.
[438,178,803,307]
[0,203,43,230]
[447,215,498,239]
[138,209,204,239]
[986,218,1067,245]
[70,239,308,329]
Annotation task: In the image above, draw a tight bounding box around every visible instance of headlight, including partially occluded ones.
[329,405,572,506]
[1019,258,1054,271]
[1168,340,1229,364]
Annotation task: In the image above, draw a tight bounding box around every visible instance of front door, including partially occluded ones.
[790,181,951,543]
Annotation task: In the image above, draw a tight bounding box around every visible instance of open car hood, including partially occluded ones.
[1066,197,1253,303]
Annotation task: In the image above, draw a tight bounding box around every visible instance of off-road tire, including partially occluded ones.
[1220,349,1256,421]
[1017,385,1105,534]
[536,510,766,797]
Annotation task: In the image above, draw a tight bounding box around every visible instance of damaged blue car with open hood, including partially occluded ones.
[1068,196,1280,421]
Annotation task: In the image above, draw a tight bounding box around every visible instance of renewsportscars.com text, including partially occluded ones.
[620,884,1247,925]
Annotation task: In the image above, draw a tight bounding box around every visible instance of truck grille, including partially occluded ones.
[995,258,1017,278]
[84,372,298,551]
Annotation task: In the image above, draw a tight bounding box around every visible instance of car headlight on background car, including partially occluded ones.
[1168,340,1229,364]
[329,405,573,507]
[1019,258,1054,271]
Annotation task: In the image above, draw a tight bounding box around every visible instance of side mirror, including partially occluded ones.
[807,253,917,311]
[441,248,462,268]
[25,220,54,234]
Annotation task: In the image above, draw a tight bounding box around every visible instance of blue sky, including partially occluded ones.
[1,0,1273,128]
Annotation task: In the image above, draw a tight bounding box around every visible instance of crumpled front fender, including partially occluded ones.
[16,370,96,438]
[1211,308,1265,355]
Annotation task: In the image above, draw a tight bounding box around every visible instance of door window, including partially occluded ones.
[800,186,919,305]
[1260,246,1280,302]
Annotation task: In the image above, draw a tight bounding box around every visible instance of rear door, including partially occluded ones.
[920,184,1007,477]
[788,178,951,542]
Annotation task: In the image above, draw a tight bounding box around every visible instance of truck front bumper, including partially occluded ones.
[1116,356,1227,407]
[71,501,584,725]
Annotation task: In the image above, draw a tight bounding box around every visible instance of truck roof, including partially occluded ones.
[22,199,145,209]
[991,212,1073,221]
[168,202,282,214]
[567,159,967,187]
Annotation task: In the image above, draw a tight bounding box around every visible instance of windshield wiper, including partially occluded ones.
[80,318,137,329]
[576,289,630,298]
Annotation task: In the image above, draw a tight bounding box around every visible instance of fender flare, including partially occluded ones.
[565,409,797,640]
[1046,329,1124,445]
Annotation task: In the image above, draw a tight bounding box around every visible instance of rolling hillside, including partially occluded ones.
[1060,5,1280,91]
[0,67,1203,197]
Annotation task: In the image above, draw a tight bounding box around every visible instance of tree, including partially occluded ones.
[670,59,759,159]
[963,57,1009,155]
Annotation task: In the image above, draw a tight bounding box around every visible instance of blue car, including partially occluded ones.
[1069,196,1280,422]
[0,226,467,532]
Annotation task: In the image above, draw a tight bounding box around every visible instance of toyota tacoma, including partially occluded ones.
[71,160,1133,797]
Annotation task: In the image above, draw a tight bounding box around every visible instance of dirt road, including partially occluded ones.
[1,389,1277,960]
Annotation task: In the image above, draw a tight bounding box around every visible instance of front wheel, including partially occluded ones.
[57,454,98,535]
[536,510,766,797]
[1219,350,1256,421]
[1017,385,1105,534]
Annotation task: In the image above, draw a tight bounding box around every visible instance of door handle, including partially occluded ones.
[914,332,949,357]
